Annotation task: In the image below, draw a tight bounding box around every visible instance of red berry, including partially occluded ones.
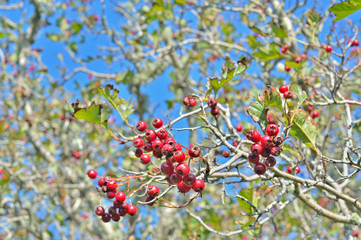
[266,114,276,124]
[173,143,182,151]
[183,97,190,106]
[183,173,196,187]
[295,57,302,63]
[145,196,155,206]
[164,137,176,145]
[265,156,277,167]
[236,124,243,132]
[113,199,122,207]
[246,129,262,142]
[295,165,301,174]
[121,202,129,211]
[301,54,307,59]
[111,213,120,222]
[87,170,97,179]
[107,191,116,199]
[261,135,273,149]
[270,146,282,156]
[283,91,293,99]
[161,161,174,175]
[140,154,151,164]
[119,208,127,216]
[287,167,292,174]
[101,213,111,222]
[161,144,173,156]
[108,206,117,215]
[135,148,143,157]
[176,163,190,176]
[207,98,218,108]
[353,39,359,47]
[251,143,263,155]
[260,148,271,157]
[188,146,201,158]
[136,121,147,132]
[147,185,160,197]
[152,118,163,128]
[177,181,192,193]
[232,141,238,147]
[98,177,105,187]
[325,45,332,52]
[166,155,176,164]
[353,230,359,237]
[115,192,126,202]
[157,128,168,140]
[192,179,205,192]
[281,48,286,54]
[107,180,117,191]
[311,110,319,119]
[254,163,266,175]
[152,139,164,152]
[279,85,288,93]
[211,107,220,116]
[248,153,260,164]
[127,205,137,216]
[95,206,105,216]
[173,150,186,162]
[167,172,182,185]
[133,138,144,148]
[222,150,230,158]
[266,124,279,136]
[285,66,291,71]
[284,45,289,50]
[189,98,197,107]
[273,135,284,145]
[145,130,157,142]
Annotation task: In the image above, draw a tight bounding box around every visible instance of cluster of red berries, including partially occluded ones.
[245,124,283,175]
[278,85,293,99]
[183,96,197,107]
[207,98,220,116]
[283,166,301,174]
[87,170,138,222]
[280,44,290,54]
[348,39,359,47]
[0,169,7,180]
[306,105,319,119]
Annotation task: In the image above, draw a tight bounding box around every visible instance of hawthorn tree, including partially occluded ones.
[1,0,361,239]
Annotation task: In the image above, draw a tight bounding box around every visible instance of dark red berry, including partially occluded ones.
[145,196,155,206]
[207,98,218,108]
[283,91,293,99]
[98,178,105,187]
[113,199,122,207]
[107,191,116,199]
[211,107,220,116]
[279,85,288,94]
[246,129,262,142]
[121,202,129,211]
[266,114,276,124]
[167,172,182,185]
[152,118,163,128]
[251,143,263,155]
[157,128,168,140]
[136,121,147,132]
[265,156,276,167]
[188,146,201,158]
[222,151,230,158]
[287,167,292,174]
[87,170,97,179]
[183,173,196,187]
[248,153,260,164]
[127,205,137,216]
[166,155,176,164]
[273,135,284,145]
[112,212,120,221]
[147,185,160,197]
[152,139,164,152]
[285,66,291,72]
[101,213,111,222]
[352,39,359,47]
[140,154,151,164]
[153,150,163,159]
[115,192,126,202]
[236,124,243,132]
[325,45,332,52]
[144,142,153,152]
[173,150,186,163]
[270,146,282,156]
[95,206,105,216]
[135,148,143,157]
[177,181,192,193]
[176,163,190,176]
[145,130,157,142]
[254,163,266,175]
[119,208,127,216]
[108,206,117,215]
[164,137,176,146]
[192,179,205,192]
[161,161,174,175]
[295,165,301,174]
[133,137,144,148]
[260,148,271,157]
[266,124,279,136]
[261,135,273,149]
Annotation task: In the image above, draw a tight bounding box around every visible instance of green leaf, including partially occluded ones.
[115,70,134,84]
[71,22,83,34]
[264,87,283,111]
[71,101,109,129]
[246,99,267,126]
[289,83,307,108]
[254,43,282,62]
[329,0,361,22]
[306,10,321,27]
[237,187,254,214]
[175,0,188,4]
[248,35,262,49]
[270,21,288,38]
[289,109,319,153]
[46,33,63,42]
[98,84,134,121]
[285,60,301,71]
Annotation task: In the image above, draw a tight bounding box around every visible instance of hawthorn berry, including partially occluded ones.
[284,45,289,50]
[108,206,117,215]
[143,142,153,152]
[133,138,145,148]
[119,208,127,217]
[352,39,359,47]
[281,48,286,54]
[140,154,151,164]
[222,150,230,158]
[95,206,105,216]
[207,98,218,108]
[295,57,302,63]
[152,118,163,128]
[265,156,277,167]
[232,141,238,147]
[266,114,276,124]
[102,213,111,222]
[164,137,176,146]
[273,135,284,145]
[183,173,196,187]
[145,196,155,206]
[127,205,137,216]
[152,139,164,152]
[173,150,186,162]
[188,146,201,158]
[251,143,263,155]
[283,91,293,99]
[266,124,279,136]
[211,107,220,116]
[301,54,307,59]
[161,144,173,156]
[287,167,292,174]
[111,213,120,222]
[311,110,319,119]
[115,192,126,202]
[113,199,122,207]
[279,85,288,93]
[98,177,105,187]
[270,146,282,156]
[157,128,168,140]
[248,153,260,164]
[254,163,266,175]
[147,185,160,197]
[135,148,143,157]
[136,121,147,132]
[166,155,176,164]
[353,230,359,237]
[177,181,192,193]
[107,191,116,199]
[236,124,243,132]
[87,170,97,179]
[246,129,262,143]
[121,202,129,211]
[192,179,205,192]
[295,165,301,174]
[260,148,271,157]
[261,135,273,149]
[325,45,332,52]
[167,172,182,185]
[176,163,190,176]
[145,130,157,142]
[285,66,291,72]
[153,150,163,159]
[161,161,174,175]
[107,180,117,191]
[189,98,197,107]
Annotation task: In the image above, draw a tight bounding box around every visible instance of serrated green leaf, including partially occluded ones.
[247,100,267,125]
[98,84,134,121]
[306,10,321,26]
[289,109,318,153]
[289,83,307,108]
[71,101,109,129]
[264,87,283,111]
[329,0,361,22]
[254,43,282,62]
[237,188,254,214]
[270,21,288,38]
[248,35,262,49]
